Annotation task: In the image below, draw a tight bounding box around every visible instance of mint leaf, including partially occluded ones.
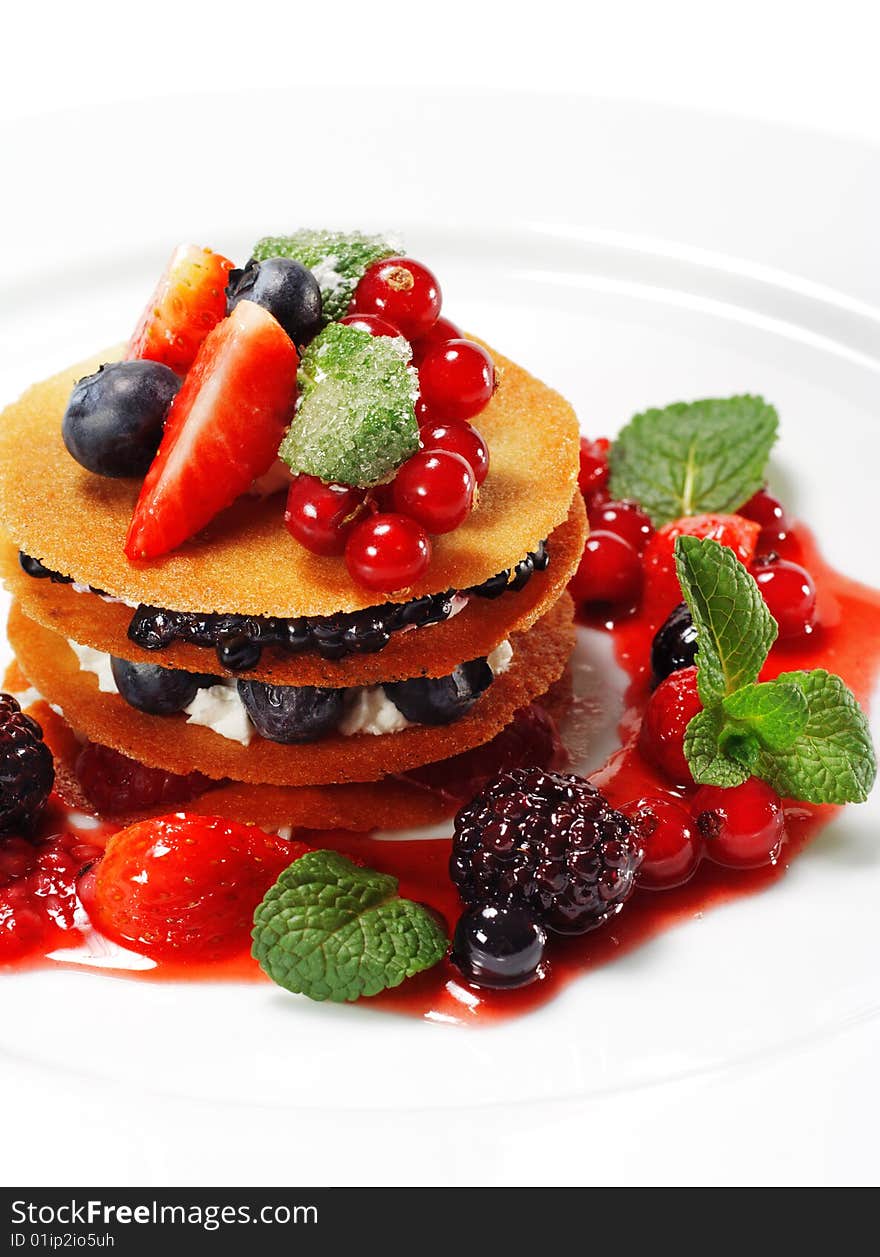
[675,536,777,707]
[252,230,397,322]
[610,395,778,525]
[685,708,752,787]
[252,850,448,1002]
[755,670,877,804]
[721,680,809,752]
[279,323,419,487]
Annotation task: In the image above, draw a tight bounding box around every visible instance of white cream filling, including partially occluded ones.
[68,637,513,747]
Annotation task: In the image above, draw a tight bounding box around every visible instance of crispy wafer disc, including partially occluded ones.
[3,693,456,831]
[0,340,580,617]
[3,665,572,833]
[0,494,585,686]
[8,596,574,786]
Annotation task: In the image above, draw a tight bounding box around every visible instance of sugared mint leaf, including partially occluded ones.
[675,536,777,708]
[684,708,752,787]
[721,680,809,752]
[252,230,397,322]
[280,322,419,487]
[610,395,778,525]
[754,670,877,804]
[252,850,448,1003]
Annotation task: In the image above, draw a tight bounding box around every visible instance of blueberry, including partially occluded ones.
[451,903,548,989]
[62,360,180,478]
[237,679,346,743]
[651,602,698,683]
[228,257,322,346]
[384,657,493,726]
[110,657,214,715]
[19,552,54,579]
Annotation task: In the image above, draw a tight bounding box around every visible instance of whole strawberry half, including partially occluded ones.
[125,300,299,560]
[642,512,761,621]
[127,244,235,376]
[88,813,308,960]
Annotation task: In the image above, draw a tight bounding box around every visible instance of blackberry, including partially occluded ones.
[450,767,643,934]
[651,603,698,684]
[0,694,55,833]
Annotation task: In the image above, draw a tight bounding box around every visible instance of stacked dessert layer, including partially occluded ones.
[0,343,584,830]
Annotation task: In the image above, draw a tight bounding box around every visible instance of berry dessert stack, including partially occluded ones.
[0,233,585,831]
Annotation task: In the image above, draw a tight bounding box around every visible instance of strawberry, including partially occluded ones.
[642,512,761,621]
[89,813,309,960]
[126,244,235,376]
[125,300,299,560]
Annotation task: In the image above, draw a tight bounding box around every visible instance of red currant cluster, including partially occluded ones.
[629,666,788,887]
[284,256,496,592]
[569,436,819,640]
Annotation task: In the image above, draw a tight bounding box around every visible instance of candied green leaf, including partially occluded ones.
[684,708,752,787]
[609,395,778,525]
[252,230,397,321]
[279,322,419,487]
[675,536,777,707]
[721,680,809,752]
[252,850,448,1003]
[755,670,877,804]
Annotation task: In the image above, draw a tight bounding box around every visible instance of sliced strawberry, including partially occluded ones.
[88,813,309,960]
[125,301,299,560]
[642,512,761,621]
[126,244,235,376]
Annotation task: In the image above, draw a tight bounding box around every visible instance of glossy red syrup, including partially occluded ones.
[2,525,878,1025]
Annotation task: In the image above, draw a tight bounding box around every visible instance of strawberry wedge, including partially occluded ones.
[127,244,234,376]
[125,301,298,561]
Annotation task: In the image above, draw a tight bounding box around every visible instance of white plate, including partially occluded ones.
[1,92,878,1187]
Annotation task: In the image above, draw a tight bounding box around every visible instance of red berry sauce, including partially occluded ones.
[2,523,878,1025]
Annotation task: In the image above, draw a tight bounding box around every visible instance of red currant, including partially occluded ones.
[751,555,817,639]
[568,531,643,608]
[638,666,703,785]
[694,779,786,869]
[578,437,610,497]
[352,257,441,341]
[284,474,367,556]
[419,420,489,486]
[393,449,476,534]
[589,499,654,554]
[339,312,403,340]
[345,513,432,592]
[624,796,702,889]
[411,315,463,363]
[740,487,789,547]
[418,339,495,421]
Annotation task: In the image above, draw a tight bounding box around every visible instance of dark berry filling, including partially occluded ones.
[19,540,550,671]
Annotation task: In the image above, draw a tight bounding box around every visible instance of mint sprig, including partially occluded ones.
[675,537,876,804]
[610,396,778,526]
[252,850,448,1003]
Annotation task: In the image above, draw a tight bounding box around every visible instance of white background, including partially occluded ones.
[2,1,879,1190]
[2,0,880,143]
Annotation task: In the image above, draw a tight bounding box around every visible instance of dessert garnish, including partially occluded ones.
[279,322,419,488]
[126,244,234,375]
[674,536,875,802]
[250,230,398,321]
[125,299,299,559]
[252,849,448,1002]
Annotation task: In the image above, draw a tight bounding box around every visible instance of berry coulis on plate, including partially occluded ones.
[3,516,878,1026]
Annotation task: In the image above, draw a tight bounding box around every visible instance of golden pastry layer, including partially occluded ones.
[0,495,585,686]
[0,340,580,617]
[8,595,574,787]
